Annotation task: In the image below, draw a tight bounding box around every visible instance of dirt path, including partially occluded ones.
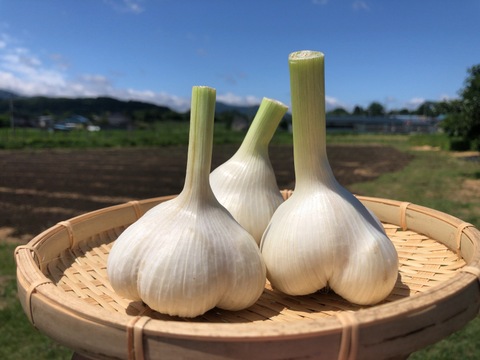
[0,144,413,241]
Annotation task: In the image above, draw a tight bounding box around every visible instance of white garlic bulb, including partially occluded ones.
[107,86,266,317]
[260,51,398,305]
[210,97,288,244]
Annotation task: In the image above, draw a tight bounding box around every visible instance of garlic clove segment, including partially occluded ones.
[107,86,266,317]
[260,51,398,305]
[210,97,288,244]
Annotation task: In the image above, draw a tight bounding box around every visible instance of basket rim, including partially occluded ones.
[14,194,480,354]
[15,260,477,339]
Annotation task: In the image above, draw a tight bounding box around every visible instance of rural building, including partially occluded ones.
[325,115,440,134]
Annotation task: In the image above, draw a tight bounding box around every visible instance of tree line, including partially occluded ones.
[327,98,462,118]
[0,96,177,129]
[441,64,480,150]
[326,64,479,150]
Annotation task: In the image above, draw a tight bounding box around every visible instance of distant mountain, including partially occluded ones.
[215,101,292,129]
[0,89,21,100]
[0,89,262,115]
[0,94,172,117]
[0,89,286,123]
[215,102,260,117]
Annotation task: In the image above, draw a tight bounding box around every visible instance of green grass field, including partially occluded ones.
[0,122,251,149]
[0,243,72,360]
[349,142,480,360]
[1,130,478,359]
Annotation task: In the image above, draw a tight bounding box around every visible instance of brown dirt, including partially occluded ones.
[0,144,413,243]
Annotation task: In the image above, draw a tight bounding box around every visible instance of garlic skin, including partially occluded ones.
[210,98,288,244]
[261,186,398,304]
[260,51,398,305]
[107,86,266,317]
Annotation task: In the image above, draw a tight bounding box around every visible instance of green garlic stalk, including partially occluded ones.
[108,86,266,317]
[260,51,399,305]
[210,97,288,244]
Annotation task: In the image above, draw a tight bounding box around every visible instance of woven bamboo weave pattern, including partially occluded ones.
[45,221,465,323]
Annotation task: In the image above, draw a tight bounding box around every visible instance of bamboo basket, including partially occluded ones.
[15,191,480,360]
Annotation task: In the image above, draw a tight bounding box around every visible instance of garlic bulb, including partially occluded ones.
[210,97,288,244]
[260,51,398,305]
[107,86,266,318]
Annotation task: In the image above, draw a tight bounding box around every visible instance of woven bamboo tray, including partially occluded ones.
[15,191,480,360]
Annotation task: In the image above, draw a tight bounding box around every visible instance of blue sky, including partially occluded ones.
[1,0,479,112]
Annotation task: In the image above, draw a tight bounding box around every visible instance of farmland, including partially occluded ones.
[0,143,411,239]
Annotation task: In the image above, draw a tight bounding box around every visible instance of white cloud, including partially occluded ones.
[438,93,458,102]
[104,0,145,14]
[352,1,369,11]
[124,0,144,13]
[115,88,191,112]
[401,94,459,110]
[403,97,425,110]
[3,48,42,72]
[0,31,196,111]
[49,53,70,71]
[217,92,262,107]
[325,95,347,111]
[78,74,112,88]
[0,45,69,96]
[0,32,11,49]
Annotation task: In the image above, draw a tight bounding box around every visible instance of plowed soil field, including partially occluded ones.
[0,144,413,241]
